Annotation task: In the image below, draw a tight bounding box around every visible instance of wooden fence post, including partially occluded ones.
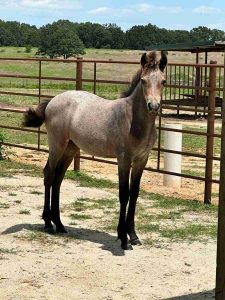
[216,52,225,300]
[204,60,217,204]
[76,56,83,90]
[74,57,83,172]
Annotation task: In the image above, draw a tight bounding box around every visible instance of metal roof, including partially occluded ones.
[147,41,225,53]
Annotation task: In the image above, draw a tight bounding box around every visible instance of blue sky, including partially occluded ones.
[0,0,225,31]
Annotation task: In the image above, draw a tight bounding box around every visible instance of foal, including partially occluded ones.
[24,51,167,250]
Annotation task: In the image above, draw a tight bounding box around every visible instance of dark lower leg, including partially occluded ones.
[50,142,78,233]
[117,158,132,250]
[42,185,54,230]
[51,185,66,233]
[117,201,128,242]
[42,162,54,233]
[126,197,141,245]
[126,169,143,245]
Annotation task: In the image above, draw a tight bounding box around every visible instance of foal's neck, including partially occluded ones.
[129,82,156,139]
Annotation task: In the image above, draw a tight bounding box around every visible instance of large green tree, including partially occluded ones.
[0,20,39,46]
[104,23,125,49]
[77,22,110,48]
[37,21,85,58]
[0,27,14,46]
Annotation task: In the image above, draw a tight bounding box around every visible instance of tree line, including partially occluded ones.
[0,19,224,58]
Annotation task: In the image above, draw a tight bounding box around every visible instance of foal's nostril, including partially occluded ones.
[147,102,160,112]
[155,104,160,111]
[147,102,152,111]
[152,103,160,111]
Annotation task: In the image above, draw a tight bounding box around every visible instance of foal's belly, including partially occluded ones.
[77,143,117,158]
[70,131,117,159]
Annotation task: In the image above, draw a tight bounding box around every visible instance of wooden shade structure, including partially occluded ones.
[147,40,225,63]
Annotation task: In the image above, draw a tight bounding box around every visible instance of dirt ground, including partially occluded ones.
[0,171,217,300]
[1,118,220,300]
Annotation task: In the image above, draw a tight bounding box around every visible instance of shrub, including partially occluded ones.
[0,133,6,160]
[25,45,32,53]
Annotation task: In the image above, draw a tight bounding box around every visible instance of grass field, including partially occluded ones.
[0,46,223,103]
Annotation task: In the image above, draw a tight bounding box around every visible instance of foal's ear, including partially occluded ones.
[159,51,167,72]
[141,52,148,67]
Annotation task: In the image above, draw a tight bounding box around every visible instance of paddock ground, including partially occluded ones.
[0,170,217,300]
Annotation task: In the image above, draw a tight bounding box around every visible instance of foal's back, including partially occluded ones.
[45,90,132,158]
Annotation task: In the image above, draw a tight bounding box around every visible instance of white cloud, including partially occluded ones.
[0,0,19,8]
[89,3,182,17]
[21,0,61,8]
[89,7,112,15]
[192,6,223,14]
[89,6,133,17]
[136,3,182,14]
[1,0,81,10]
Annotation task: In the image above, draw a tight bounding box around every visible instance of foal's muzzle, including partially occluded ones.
[147,102,160,113]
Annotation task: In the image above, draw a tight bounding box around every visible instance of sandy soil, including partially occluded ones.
[0,174,216,300]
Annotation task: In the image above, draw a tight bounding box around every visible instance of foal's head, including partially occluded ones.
[140,51,167,113]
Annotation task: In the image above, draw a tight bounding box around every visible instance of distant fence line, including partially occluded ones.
[0,57,222,204]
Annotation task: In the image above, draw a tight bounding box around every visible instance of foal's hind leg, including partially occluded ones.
[51,141,79,233]
[42,159,54,233]
[126,156,148,245]
[43,142,68,233]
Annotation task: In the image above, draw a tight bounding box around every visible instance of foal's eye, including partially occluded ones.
[161,80,166,86]
[141,78,147,85]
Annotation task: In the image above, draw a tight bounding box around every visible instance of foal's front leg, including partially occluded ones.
[126,156,148,245]
[117,154,132,250]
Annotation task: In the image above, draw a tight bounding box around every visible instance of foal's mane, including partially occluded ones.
[121,69,142,98]
[121,51,158,98]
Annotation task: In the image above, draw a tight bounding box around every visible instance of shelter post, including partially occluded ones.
[195,48,200,117]
[215,49,225,300]
[204,60,217,204]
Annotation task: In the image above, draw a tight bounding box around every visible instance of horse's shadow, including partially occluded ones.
[164,289,215,299]
[1,223,125,256]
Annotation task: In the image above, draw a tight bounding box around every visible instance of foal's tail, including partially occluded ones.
[23,99,50,127]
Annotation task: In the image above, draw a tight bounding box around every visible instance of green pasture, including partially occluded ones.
[0,46,221,100]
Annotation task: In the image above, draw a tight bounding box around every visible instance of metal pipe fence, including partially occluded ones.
[0,57,222,203]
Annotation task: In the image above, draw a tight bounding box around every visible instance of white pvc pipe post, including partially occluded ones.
[163,124,182,188]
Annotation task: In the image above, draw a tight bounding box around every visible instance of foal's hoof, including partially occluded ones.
[130,238,142,246]
[121,243,133,250]
[56,226,67,234]
[44,226,55,234]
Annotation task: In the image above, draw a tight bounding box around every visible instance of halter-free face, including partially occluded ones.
[140,51,167,113]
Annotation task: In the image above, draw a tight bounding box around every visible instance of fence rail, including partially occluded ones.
[0,56,222,203]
